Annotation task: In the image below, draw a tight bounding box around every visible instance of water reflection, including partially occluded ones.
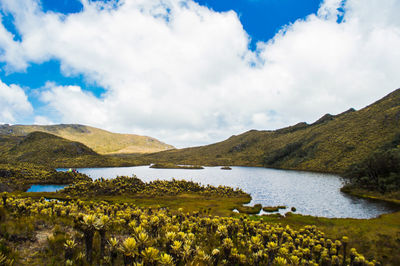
[58,166,399,218]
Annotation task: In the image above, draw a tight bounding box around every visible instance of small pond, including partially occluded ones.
[57,166,400,219]
[27,184,67,193]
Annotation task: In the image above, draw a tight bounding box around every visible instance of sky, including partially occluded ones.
[0,0,400,148]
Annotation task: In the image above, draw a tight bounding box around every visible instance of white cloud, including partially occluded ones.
[33,115,53,125]
[0,0,400,147]
[0,79,32,123]
[40,83,107,126]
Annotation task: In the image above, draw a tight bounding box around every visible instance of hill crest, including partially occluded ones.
[0,124,174,154]
[139,88,400,173]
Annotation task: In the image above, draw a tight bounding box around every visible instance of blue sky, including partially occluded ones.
[0,0,322,98]
[194,0,322,46]
[0,0,321,123]
[0,0,323,124]
[0,0,399,147]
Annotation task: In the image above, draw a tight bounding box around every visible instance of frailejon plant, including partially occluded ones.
[60,176,247,198]
[2,193,380,265]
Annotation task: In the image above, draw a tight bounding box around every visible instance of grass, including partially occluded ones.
[22,191,251,217]
[0,124,174,154]
[12,190,400,265]
[2,89,400,172]
[4,194,378,266]
[136,89,400,174]
[262,206,286,212]
[257,211,400,265]
[1,87,400,264]
[4,160,400,265]
[236,204,262,214]
[341,186,400,205]
[0,132,146,168]
[104,194,251,217]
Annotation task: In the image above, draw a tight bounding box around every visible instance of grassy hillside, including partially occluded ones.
[139,88,400,173]
[0,132,142,168]
[0,124,174,154]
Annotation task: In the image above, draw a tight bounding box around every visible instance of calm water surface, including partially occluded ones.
[27,184,67,192]
[59,166,399,219]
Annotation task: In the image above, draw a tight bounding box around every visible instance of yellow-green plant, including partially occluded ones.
[119,237,137,266]
[108,237,119,266]
[79,214,97,264]
[64,239,77,261]
[2,194,378,266]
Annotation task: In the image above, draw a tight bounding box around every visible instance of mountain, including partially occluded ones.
[0,124,174,154]
[139,88,400,174]
[1,132,140,167]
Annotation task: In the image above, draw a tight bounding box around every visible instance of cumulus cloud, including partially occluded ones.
[33,115,53,125]
[0,79,32,123]
[0,0,400,147]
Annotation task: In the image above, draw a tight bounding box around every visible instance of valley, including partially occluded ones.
[0,89,399,265]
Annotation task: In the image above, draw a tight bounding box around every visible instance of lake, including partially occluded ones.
[27,184,67,192]
[58,166,399,219]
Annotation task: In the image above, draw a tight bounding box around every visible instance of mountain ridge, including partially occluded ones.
[0,124,174,154]
[0,131,144,167]
[138,88,400,173]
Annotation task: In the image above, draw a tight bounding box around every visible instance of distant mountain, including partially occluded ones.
[140,88,400,174]
[0,132,142,167]
[4,131,96,165]
[0,124,174,154]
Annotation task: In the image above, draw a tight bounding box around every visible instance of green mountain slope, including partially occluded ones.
[1,132,140,167]
[140,88,400,173]
[0,124,174,154]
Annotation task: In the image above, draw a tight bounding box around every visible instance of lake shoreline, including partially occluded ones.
[56,165,396,219]
[59,163,400,208]
[340,186,400,206]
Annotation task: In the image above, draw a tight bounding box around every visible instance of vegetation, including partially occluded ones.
[343,149,400,195]
[259,212,400,266]
[0,124,174,154]
[150,163,204,169]
[2,89,400,173]
[0,132,145,168]
[137,89,400,174]
[341,132,400,201]
[1,90,400,264]
[236,204,262,214]
[263,206,287,213]
[0,193,377,265]
[0,163,91,192]
[60,176,246,198]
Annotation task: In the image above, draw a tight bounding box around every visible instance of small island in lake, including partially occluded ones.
[221,166,232,170]
[263,205,287,212]
[150,163,204,169]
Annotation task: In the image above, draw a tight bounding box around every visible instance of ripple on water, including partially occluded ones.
[57,166,399,218]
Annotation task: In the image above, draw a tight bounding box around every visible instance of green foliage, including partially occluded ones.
[263,142,303,167]
[138,88,400,174]
[61,176,247,198]
[343,148,400,195]
[0,163,91,192]
[236,204,262,214]
[1,194,377,265]
[263,206,286,213]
